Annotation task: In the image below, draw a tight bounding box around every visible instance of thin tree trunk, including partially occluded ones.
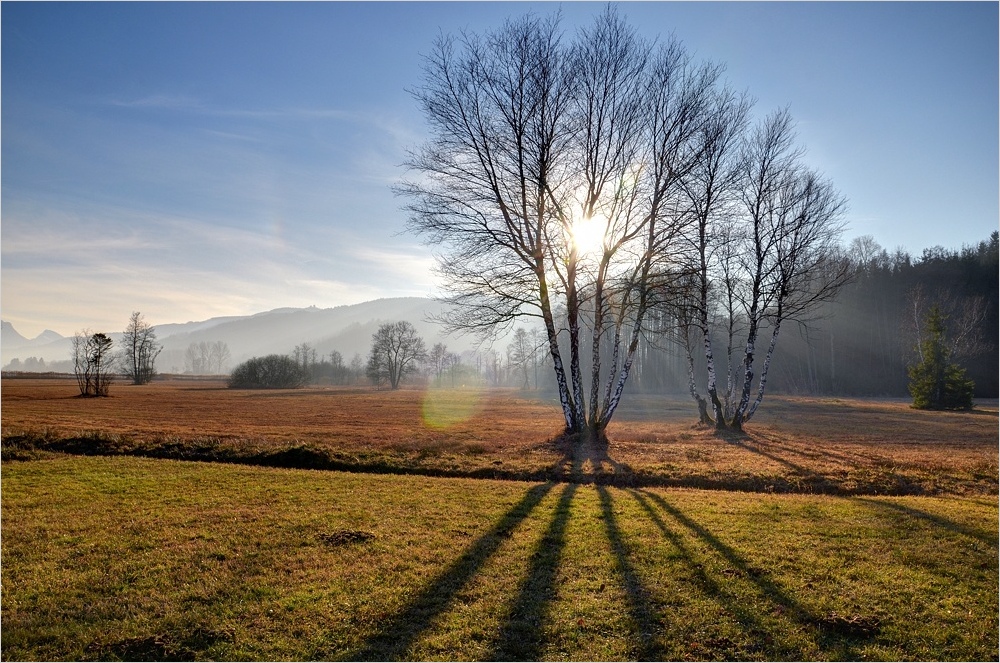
[538,262,576,431]
[600,317,623,421]
[731,314,760,431]
[682,328,712,425]
[746,317,781,422]
[602,312,644,429]
[589,270,608,431]
[566,256,586,434]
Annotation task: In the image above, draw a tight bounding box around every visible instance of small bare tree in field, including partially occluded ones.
[427,342,451,382]
[72,331,115,397]
[209,341,231,374]
[507,328,534,389]
[366,321,427,390]
[121,311,162,385]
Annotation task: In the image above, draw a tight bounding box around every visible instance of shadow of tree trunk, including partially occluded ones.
[344,482,555,661]
[597,485,661,660]
[488,482,577,660]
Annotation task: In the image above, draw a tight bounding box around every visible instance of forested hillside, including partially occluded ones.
[773,232,998,397]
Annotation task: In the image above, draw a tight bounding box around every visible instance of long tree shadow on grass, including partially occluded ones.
[635,490,883,659]
[856,497,999,546]
[596,486,661,660]
[719,429,846,493]
[344,482,554,661]
[722,429,929,495]
[628,489,789,659]
[487,482,577,660]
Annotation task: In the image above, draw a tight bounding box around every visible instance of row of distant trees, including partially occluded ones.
[613,233,996,401]
[363,321,558,391]
[227,321,550,391]
[59,311,547,395]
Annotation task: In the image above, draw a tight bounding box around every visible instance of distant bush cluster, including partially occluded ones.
[228,354,310,389]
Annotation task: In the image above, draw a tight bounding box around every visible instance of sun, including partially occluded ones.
[570,212,607,258]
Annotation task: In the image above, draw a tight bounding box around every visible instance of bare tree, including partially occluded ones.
[209,341,231,374]
[427,342,450,381]
[366,321,428,390]
[726,111,849,430]
[183,341,229,374]
[184,342,208,374]
[293,342,318,369]
[401,8,719,442]
[507,328,534,389]
[72,331,92,396]
[675,85,752,425]
[121,311,162,385]
[672,108,849,430]
[905,285,989,363]
[72,330,115,397]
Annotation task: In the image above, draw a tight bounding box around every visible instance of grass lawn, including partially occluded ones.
[2,455,997,661]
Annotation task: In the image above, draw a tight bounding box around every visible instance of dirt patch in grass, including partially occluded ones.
[2,378,996,495]
[317,529,376,546]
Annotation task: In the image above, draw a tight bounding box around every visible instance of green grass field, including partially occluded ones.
[2,455,996,661]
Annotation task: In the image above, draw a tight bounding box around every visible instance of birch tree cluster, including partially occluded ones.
[401,8,848,438]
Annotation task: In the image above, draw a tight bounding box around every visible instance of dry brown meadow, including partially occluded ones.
[2,376,997,495]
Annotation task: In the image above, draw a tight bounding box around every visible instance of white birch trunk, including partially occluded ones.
[732,316,760,429]
[603,319,643,426]
[746,318,781,422]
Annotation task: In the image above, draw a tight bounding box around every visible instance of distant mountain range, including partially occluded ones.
[2,297,484,372]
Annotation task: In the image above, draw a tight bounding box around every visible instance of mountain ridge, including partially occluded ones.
[1,297,479,371]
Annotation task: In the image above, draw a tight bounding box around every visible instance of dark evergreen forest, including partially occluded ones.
[626,232,999,398]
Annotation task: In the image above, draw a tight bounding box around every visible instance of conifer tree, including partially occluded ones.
[908,305,974,410]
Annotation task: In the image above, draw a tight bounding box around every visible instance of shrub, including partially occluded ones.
[228,355,310,389]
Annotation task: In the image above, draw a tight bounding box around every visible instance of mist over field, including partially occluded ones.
[4,232,997,400]
[2,297,464,373]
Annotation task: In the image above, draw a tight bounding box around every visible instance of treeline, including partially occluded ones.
[776,233,998,397]
[622,232,999,398]
[269,232,998,400]
[280,339,549,389]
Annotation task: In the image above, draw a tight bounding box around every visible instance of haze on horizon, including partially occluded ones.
[2,1,997,338]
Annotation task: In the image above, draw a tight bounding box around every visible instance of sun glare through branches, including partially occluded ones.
[570,210,608,259]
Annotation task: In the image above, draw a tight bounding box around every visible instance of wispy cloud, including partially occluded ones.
[102,93,379,126]
[1,193,439,336]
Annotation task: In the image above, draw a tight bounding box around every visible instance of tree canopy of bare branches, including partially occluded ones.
[366,321,428,390]
[675,108,850,430]
[121,311,162,385]
[401,8,730,440]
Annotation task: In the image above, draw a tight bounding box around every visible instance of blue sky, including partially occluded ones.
[2,1,997,337]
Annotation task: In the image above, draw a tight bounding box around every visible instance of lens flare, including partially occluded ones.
[421,384,486,429]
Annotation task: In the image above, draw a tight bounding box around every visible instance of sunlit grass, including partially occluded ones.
[2,379,996,495]
[3,456,997,661]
